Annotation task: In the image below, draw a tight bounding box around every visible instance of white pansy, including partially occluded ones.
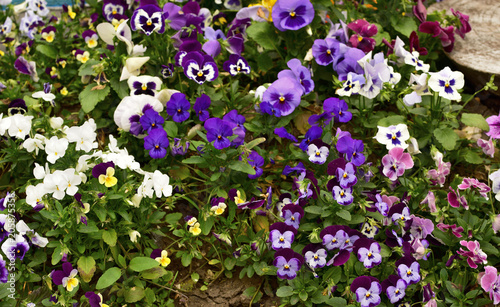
[43,171,66,200]
[152,170,173,198]
[404,51,429,72]
[49,117,64,129]
[61,168,82,196]
[65,119,98,152]
[23,134,46,154]
[0,114,11,136]
[119,56,150,81]
[33,162,50,180]
[7,114,33,139]
[375,124,410,150]
[428,67,464,101]
[45,136,69,164]
[113,94,163,132]
[16,220,48,247]
[25,183,47,207]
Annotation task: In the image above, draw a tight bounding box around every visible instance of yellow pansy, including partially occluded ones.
[98,167,118,187]
[189,223,201,236]
[155,250,171,267]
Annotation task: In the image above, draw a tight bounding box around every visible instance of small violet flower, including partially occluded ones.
[351,276,382,307]
[269,222,297,251]
[166,92,191,122]
[144,128,169,159]
[381,147,414,181]
[273,248,304,280]
[272,0,314,32]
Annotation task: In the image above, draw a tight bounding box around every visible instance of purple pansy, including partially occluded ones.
[383,276,407,304]
[92,161,115,179]
[140,108,164,133]
[273,248,304,280]
[374,194,388,216]
[0,215,11,242]
[14,56,39,82]
[204,118,233,150]
[323,97,352,123]
[357,241,382,268]
[182,51,218,84]
[223,54,251,76]
[351,276,382,307]
[272,0,314,32]
[0,258,7,283]
[131,0,165,35]
[161,63,175,79]
[260,101,282,117]
[274,127,297,142]
[299,126,323,151]
[51,262,78,290]
[321,226,349,251]
[390,204,412,224]
[171,138,189,156]
[144,128,169,159]
[263,77,303,117]
[282,204,304,229]
[303,244,327,269]
[480,266,500,304]
[269,222,297,250]
[336,136,366,166]
[166,93,191,123]
[336,162,357,188]
[85,292,106,307]
[102,0,127,22]
[382,147,414,181]
[312,38,342,66]
[247,151,264,179]
[397,260,421,285]
[193,94,211,121]
[332,185,354,206]
[277,58,314,95]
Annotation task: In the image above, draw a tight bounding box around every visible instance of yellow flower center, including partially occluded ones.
[279,237,284,242]
[197,71,204,77]
[407,270,412,275]
[147,20,152,26]
[290,11,296,17]
[66,277,79,291]
[279,96,285,102]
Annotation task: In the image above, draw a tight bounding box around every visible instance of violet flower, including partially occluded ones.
[458,177,491,200]
[282,204,304,229]
[223,54,251,76]
[271,0,314,32]
[131,0,165,35]
[351,276,382,307]
[384,276,407,304]
[260,101,282,117]
[102,0,127,22]
[166,93,191,123]
[193,94,211,122]
[14,56,39,82]
[269,222,297,250]
[170,138,189,156]
[486,112,500,139]
[397,261,420,285]
[307,140,330,164]
[303,244,327,269]
[336,162,357,188]
[336,136,366,166]
[140,108,164,133]
[478,138,495,158]
[299,126,323,151]
[277,58,314,95]
[263,77,303,117]
[204,118,233,150]
[320,226,349,251]
[0,258,7,283]
[312,38,341,66]
[51,262,79,291]
[144,128,169,159]
[357,241,382,268]
[85,291,106,307]
[382,147,414,181]
[274,127,297,142]
[247,151,264,179]
[457,240,488,269]
[323,97,352,123]
[273,248,304,280]
[374,194,388,216]
[182,51,218,85]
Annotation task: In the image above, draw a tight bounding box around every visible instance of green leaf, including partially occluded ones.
[461,113,489,131]
[325,297,347,306]
[246,22,279,50]
[336,209,351,221]
[145,288,156,304]
[78,59,100,76]
[129,257,160,272]
[391,16,418,37]
[77,223,99,233]
[36,45,57,58]
[224,257,236,270]
[276,286,294,297]
[182,156,205,164]
[102,229,117,247]
[299,290,308,301]
[110,78,129,99]
[79,84,111,113]
[77,256,96,283]
[124,287,145,303]
[480,241,499,255]
[256,52,274,72]
[201,217,214,235]
[377,115,406,127]
[304,206,323,215]
[434,127,459,150]
[463,150,483,164]
[164,121,178,138]
[141,267,168,279]
[96,267,122,290]
[165,212,182,225]
[445,281,462,298]
[52,246,62,265]
[228,160,256,175]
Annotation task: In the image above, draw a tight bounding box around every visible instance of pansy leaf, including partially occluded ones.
[140,267,168,279]
[79,84,111,113]
[276,286,294,297]
[336,209,351,221]
[96,267,122,289]
[377,115,406,127]
[36,45,57,59]
[78,59,100,76]
[228,160,256,175]
[124,287,145,303]
[77,256,96,283]
[246,22,279,50]
[463,150,483,164]
[461,113,489,131]
[390,16,417,37]
[102,229,117,247]
[110,77,129,99]
[129,257,160,272]
[433,127,459,150]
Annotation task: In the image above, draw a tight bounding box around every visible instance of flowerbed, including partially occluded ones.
[0,0,499,306]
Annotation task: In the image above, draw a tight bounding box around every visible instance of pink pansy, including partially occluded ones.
[493,215,500,234]
[457,240,487,269]
[421,191,437,213]
[381,147,414,181]
[477,138,495,158]
[447,187,468,210]
[486,112,500,139]
[437,223,464,238]
[426,158,451,186]
[479,265,500,304]
[457,177,491,200]
[424,299,438,307]
[381,195,400,226]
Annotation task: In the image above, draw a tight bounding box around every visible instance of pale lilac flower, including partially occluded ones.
[351,276,382,307]
[426,157,451,186]
[479,266,500,304]
[486,112,500,139]
[273,248,304,280]
[307,140,329,164]
[381,147,414,181]
[428,67,464,101]
[386,278,407,304]
[478,138,495,157]
[421,191,437,213]
[357,242,382,268]
[397,261,420,285]
[303,245,327,269]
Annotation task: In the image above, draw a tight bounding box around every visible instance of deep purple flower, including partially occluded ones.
[92,161,115,179]
[335,47,365,80]
[223,54,251,76]
[193,94,211,121]
[419,21,455,52]
[0,258,7,283]
[51,262,78,290]
[161,63,175,79]
[303,244,327,269]
[299,126,323,151]
[247,151,264,179]
[166,93,190,122]
[131,1,165,35]
[182,51,218,84]
[312,38,342,66]
[272,0,314,32]
[423,283,435,302]
[383,276,407,304]
[140,108,164,133]
[323,97,352,123]
[144,128,169,159]
[170,138,189,156]
[336,136,366,166]
[274,127,297,142]
[85,291,105,307]
[14,56,38,82]
[269,222,297,250]
[374,194,388,216]
[273,248,304,280]
[0,215,11,241]
[282,204,304,229]
[347,19,378,53]
[282,162,306,178]
[277,58,314,95]
[260,101,282,117]
[451,8,471,39]
[351,276,382,307]
[130,77,160,96]
[263,77,303,117]
[308,112,334,127]
[7,99,27,116]
[204,118,233,150]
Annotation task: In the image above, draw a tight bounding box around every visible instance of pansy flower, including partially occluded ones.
[260,101,282,117]
[375,124,410,150]
[19,11,44,39]
[0,17,12,36]
[323,97,352,123]
[351,276,382,307]
[204,117,233,150]
[457,240,488,269]
[150,249,171,267]
[321,226,349,251]
[299,126,323,151]
[348,19,378,52]
[307,139,330,164]
[210,197,227,215]
[161,63,175,79]
[41,26,56,43]
[144,128,169,159]
[74,49,90,64]
[52,262,79,292]
[277,58,314,95]
[336,136,366,166]
[428,67,464,101]
[332,185,354,206]
[382,275,407,304]
[356,240,382,268]
[269,222,297,250]
[374,194,388,216]
[1,234,29,260]
[0,256,7,283]
[128,75,162,96]
[114,95,163,133]
[272,0,314,32]
[14,56,39,82]
[182,51,218,85]
[479,266,500,304]
[140,108,164,133]
[102,0,127,22]
[336,162,357,188]
[336,72,366,96]
[85,291,109,307]
[281,204,304,229]
[263,77,303,117]
[171,138,189,156]
[247,151,264,179]
[390,204,412,225]
[223,54,251,76]
[82,30,99,48]
[274,127,297,142]
[382,147,414,181]
[131,0,165,35]
[303,244,327,269]
[273,248,304,280]
[27,0,50,17]
[166,93,191,123]
[193,94,211,121]
[404,51,429,72]
[312,38,342,66]
[397,259,420,285]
